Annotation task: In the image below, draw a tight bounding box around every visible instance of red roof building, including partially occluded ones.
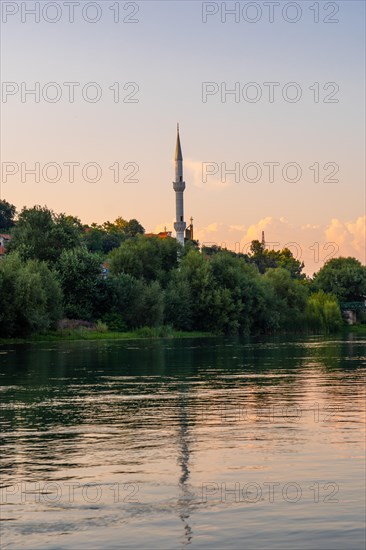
[145,231,173,239]
[0,234,11,256]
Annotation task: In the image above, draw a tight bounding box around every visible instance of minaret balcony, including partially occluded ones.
[174,221,187,232]
[173,181,186,192]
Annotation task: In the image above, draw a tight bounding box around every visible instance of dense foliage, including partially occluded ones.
[0,253,62,336]
[0,200,16,231]
[1,202,364,337]
[313,257,366,303]
[7,206,82,263]
[82,217,145,254]
[305,291,343,333]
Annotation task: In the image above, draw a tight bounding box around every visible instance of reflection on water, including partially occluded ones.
[0,335,365,549]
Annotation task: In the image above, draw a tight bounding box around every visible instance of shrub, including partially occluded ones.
[0,253,62,336]
[306,291,342,333]
[95,320,108,333]
[102,313,127,332]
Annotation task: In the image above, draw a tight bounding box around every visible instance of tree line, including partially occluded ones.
[0,201,365,337]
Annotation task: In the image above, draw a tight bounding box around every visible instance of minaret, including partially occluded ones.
[173,124,186,246]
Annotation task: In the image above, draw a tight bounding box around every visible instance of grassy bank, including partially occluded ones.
[1,324,365,346]
[0,327,214,345]
[342,324,366,334]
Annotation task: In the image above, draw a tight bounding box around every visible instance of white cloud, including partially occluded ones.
[325,216,366,258]
[193,215,366,275]
[184,158,232,190]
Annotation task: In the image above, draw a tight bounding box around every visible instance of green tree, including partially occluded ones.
[164,275,192,331]
[249,241,305,278]
[209,251,247,333]
[0,253,62,336]
[101,233,122,254]
[174,249,266,335]
[82,228,104,253]
[305,290,342,333]
[0,200,16,231]
[201,244,224,257]
[276,248,305,279]
[98,273,142,329]
[98,273,164,330]
[109,240,146,280]
[208,286,238,335]
[56,247,102,320]
[102,217,144,237]
[248,240,267,273]
[123,219,145,237]
[177,249,214,331]
[210,251,278,334]
[313,257,366,303]
[264,268,308,330]
[8,206,82,263]
[109,235,180,285]
[83,228,122,254]
[250,277,281,334]
[158,237,182,285]
[134,281,164,327]
[183,239,200,254]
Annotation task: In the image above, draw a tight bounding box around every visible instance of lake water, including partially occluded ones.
[0,335,365,549]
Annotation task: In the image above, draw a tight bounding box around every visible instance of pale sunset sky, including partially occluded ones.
[1,0,365,273]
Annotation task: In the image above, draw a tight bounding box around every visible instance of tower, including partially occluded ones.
[173,124,186,246]
[185,217,194,241]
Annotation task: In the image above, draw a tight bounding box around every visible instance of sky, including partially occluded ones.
[1,0,365,274]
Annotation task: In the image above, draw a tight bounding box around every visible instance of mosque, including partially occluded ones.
[146,125,193,245]
[171,125,266,249]
[148,125,266,250]
[173,124,193,245]
[173,125,268,250]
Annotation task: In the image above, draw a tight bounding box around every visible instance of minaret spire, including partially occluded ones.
[175,124,183,163]
[173,123,186,246]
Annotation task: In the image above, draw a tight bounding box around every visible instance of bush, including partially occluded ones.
[56,247,102,320]
[102,313,127,332]
[108,235,181,285]
[95,320,108,333]
[0,253,63,336]
[8,206,82,263]
[264,268,308,330]
[306,291,342,333]
[164,276,192,331]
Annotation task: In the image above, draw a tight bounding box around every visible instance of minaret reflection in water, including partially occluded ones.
[176,383,194,545]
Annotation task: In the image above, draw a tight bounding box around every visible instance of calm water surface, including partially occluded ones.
[0,335,365,549]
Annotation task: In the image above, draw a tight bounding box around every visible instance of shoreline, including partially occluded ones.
[0,329,214,345]
[0,325,365,346]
